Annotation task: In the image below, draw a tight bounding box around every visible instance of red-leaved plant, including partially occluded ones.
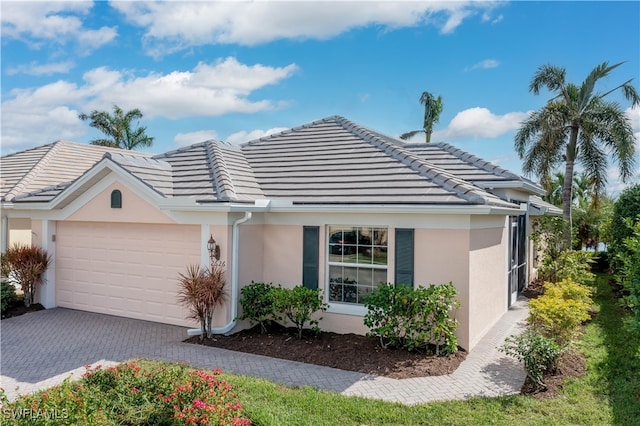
[178,264,227,340]
[3,244,51,307]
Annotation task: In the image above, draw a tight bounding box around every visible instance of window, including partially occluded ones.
[328,226,388,304]
[110,189,122,208]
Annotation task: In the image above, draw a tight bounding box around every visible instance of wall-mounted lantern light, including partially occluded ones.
[207,234,221,264]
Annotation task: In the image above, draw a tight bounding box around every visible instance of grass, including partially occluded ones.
[3,274,639,425]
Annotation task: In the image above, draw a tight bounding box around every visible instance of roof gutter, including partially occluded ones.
[187,210,253,336]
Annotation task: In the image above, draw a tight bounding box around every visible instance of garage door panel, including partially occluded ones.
[56,222,200,327]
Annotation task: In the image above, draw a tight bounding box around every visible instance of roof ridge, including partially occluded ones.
[242,115,343,146]
[333,117,497,205]
[5,141,62,201]
[205,141,237,201]
[432,142,520,179]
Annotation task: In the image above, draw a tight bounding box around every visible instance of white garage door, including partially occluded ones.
[56,222,201,326]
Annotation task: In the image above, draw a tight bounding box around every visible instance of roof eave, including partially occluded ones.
[476,180,546,196]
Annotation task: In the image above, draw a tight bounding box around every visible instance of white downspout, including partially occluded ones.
[1,213,8,254]
[187,211,252,336]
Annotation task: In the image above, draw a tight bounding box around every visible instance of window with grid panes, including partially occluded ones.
[327,226,388,304]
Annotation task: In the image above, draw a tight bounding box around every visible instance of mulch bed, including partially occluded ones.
[521,349,587,398]
[186,323,466,379]
[1,302,45,319]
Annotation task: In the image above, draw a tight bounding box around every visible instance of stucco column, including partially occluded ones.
[1,213,8,254]
[38,220,57,308]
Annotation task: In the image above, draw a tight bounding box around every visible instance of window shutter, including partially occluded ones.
[395,228,414,286]
[302,226,319,290]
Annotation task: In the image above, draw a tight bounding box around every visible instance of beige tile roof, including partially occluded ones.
[1,141,150,202]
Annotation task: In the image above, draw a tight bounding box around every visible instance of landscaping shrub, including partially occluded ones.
[1,281,18,315]
[364,282,460,355]
[607,184,640,270]
[0,360,250,425]
[500,329,563,388]
[3,244,50,307]
[614,220,640,333]
[528,278,593,346]
[177,264,226,340]
[237,281,277,334]
[537,249,596,286]
[270,285,328,339]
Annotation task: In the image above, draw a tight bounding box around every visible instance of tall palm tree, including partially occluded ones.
[78,105,154,150]
[515,61,639,245]
[400,91,444,143]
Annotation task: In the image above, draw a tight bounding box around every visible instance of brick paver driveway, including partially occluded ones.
[1,303,528,404]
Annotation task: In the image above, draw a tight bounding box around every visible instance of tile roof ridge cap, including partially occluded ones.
[154,141,212,158]
[335,120,491,204]
[436,142,520,179]
[206,141,237,201]
[5,141,62,201]
[242,115,345,146]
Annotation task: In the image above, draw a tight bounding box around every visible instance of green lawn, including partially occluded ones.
[3,274,639,425]
[224,273,640,426]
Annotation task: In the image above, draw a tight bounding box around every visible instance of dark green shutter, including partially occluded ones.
[302,226,319,290]
[395,228,414,286]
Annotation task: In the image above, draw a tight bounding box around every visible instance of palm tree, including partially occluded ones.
[78,105,154,150]
[400,91,444,143]
[515,61,639,245]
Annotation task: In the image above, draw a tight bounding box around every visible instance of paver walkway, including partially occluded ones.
[0,298,528,404]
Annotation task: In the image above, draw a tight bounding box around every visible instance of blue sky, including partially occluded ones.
[2,1,639,193]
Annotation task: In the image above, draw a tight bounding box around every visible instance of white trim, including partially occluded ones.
[39,220,56,309]
[326,303,368,316]
[1,214,8,254]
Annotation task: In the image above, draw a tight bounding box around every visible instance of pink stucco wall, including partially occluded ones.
[67,182,175,224]
[468,222,508,349]
[413,228,471,349]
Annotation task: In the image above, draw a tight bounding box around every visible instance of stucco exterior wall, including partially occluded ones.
[413,228,471,349]
[7,217,32,247]
[468,218,508,349]
[66,182,175,224]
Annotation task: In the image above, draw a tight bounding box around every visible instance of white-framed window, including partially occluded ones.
[327,226,388,305]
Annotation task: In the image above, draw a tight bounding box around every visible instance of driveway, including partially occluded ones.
[0,304,527,404]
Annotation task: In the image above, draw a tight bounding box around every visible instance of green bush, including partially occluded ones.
[528,278,593,345]
[615,220,640,333]
[364,282,460,355]
[237,281,277,333]
[608,184,640,270]
[271,285,328,339]
[1,281,18,315]
[500,329,563,388]
[1,360,250,425]
[538,249,595,286]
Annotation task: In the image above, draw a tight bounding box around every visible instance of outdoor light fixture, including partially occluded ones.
[207,234,221,263]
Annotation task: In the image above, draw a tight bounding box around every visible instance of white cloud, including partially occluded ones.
[226,128,289,145]
[110,1,498,55]
[1,58,297,152]
[174,130,220,147]
[6,61,75,76]
[433,107,530,140]
[1,2,117,53]
[465,59,499,71]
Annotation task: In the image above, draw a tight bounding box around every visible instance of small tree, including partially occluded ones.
[4,244,51,307]
[177,264,226,340]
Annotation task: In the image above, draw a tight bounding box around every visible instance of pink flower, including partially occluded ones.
[131,387,139,393]
[192,399,206,409]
